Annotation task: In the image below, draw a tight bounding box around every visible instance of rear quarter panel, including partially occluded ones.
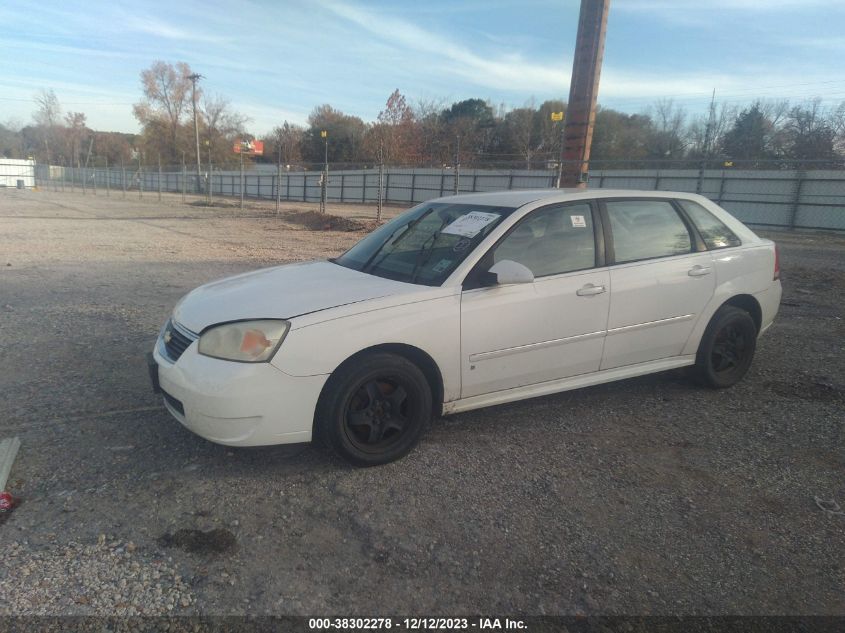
[681,243,779,355]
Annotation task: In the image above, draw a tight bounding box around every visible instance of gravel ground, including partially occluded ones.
[0,189,843,616]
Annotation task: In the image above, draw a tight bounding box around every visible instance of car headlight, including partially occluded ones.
[198,320,290,363]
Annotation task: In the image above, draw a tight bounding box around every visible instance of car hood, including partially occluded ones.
[172,260,419,333]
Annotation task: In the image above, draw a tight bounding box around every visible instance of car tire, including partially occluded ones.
[694,305,758,389]
[315,353,432,466]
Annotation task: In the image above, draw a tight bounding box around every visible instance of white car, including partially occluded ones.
[149,189,781,465]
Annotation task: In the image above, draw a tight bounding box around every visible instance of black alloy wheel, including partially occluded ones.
[694,305,758,388]
[316,353,432,466]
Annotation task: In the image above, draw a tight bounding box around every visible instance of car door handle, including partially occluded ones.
[576,284,606,296]
[688,266,712,277]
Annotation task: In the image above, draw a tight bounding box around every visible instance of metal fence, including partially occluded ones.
[32,163,845,230]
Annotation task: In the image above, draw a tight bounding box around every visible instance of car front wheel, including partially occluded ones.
[316,352,433,466]
[694,304,758,388]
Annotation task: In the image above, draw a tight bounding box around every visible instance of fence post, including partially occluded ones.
[276,165,281,214]
[377,164,384,223]
[105,157,109,196]
[508,173,514,191]
[138,157,143,199]
[472,173,478,193]
[410,172,416,203]
[340,173,345,203]
[92,165,97,195]
[240,152,244,211]
[440,172,445,197]
[788,169,805,229]
[384,170,391,204]
[121,161,126,198]
[654,170,661,190]
[82,162,86,195]
[362,171,367,203]
[716,170,726,205]
[208,160,213,206]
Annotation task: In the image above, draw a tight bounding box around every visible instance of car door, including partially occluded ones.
[599,198,716,370]
[460,201,610,398]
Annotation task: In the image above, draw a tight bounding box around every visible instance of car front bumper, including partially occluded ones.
[150,340,328,447]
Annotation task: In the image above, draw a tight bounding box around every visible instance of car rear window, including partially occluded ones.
[677,199,742,249]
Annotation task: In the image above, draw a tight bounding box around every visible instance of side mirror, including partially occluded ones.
[487,259,535,285]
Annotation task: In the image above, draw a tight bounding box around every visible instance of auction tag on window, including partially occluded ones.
[570,215,587,228]
[432,258,452,273]
[441,211,501,238]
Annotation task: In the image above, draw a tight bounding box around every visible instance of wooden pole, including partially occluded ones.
[560,0,611,188]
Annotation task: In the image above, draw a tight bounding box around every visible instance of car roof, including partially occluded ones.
[431,188,710,208]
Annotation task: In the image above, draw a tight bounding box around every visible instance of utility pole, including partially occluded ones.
[454,134,461,194]
[697,89,717,194]
[320,130,328,213]
[560,0,611,188]
[551,110,565,187]
[207,141,213,205]
[276,136,282,215]
[187,72,203,191]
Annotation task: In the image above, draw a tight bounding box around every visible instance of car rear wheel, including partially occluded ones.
[316,353,432,466]
[694,305,758,388]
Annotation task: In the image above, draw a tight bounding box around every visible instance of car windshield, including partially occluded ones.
[333,202,517,286]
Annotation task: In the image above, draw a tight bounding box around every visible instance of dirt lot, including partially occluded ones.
[0,189,843,616]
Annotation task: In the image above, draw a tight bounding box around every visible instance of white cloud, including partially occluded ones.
[317,0,570,92]
[125,16,232,44]
[615,0,843,11]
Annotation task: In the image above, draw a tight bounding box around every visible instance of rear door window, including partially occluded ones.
[605,200,693,264]
[677,199,742,249]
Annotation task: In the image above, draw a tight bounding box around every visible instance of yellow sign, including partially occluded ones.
[550,111,564,122]
[723,160,734,167]
[320,130,327,138]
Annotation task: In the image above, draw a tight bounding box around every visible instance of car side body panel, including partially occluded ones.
[460,268,611,397]
[271,291,463,403]
[681,243,781,356]
[600,251,716,370]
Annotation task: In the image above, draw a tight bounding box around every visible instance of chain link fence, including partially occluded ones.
[27,161,845,230]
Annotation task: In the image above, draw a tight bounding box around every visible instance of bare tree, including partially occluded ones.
[831,101,845,155]
[414,97,449,164]
[133,61,195,162]
[33,89,61,128]
[366,90,420,165]
[64,112,87,167]
[202,95,249,165]
[271,121,305,166]
[646,99,688,162]
[32,89,63,163]
[500,104,536,169]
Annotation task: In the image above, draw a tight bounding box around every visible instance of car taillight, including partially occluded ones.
[773,244,780,281]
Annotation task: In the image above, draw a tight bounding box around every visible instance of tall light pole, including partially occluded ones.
[187,73,203,189]
[550,110,565,187]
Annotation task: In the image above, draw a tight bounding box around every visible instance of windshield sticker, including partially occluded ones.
[441,211,501,238]
[432,258,452,274]
[570,214,587,228]
[452,237,472,253]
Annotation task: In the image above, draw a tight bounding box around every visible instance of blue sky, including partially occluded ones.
[2,0,844,134]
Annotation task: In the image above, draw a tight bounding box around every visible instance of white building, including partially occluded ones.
[0,159,35,188]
